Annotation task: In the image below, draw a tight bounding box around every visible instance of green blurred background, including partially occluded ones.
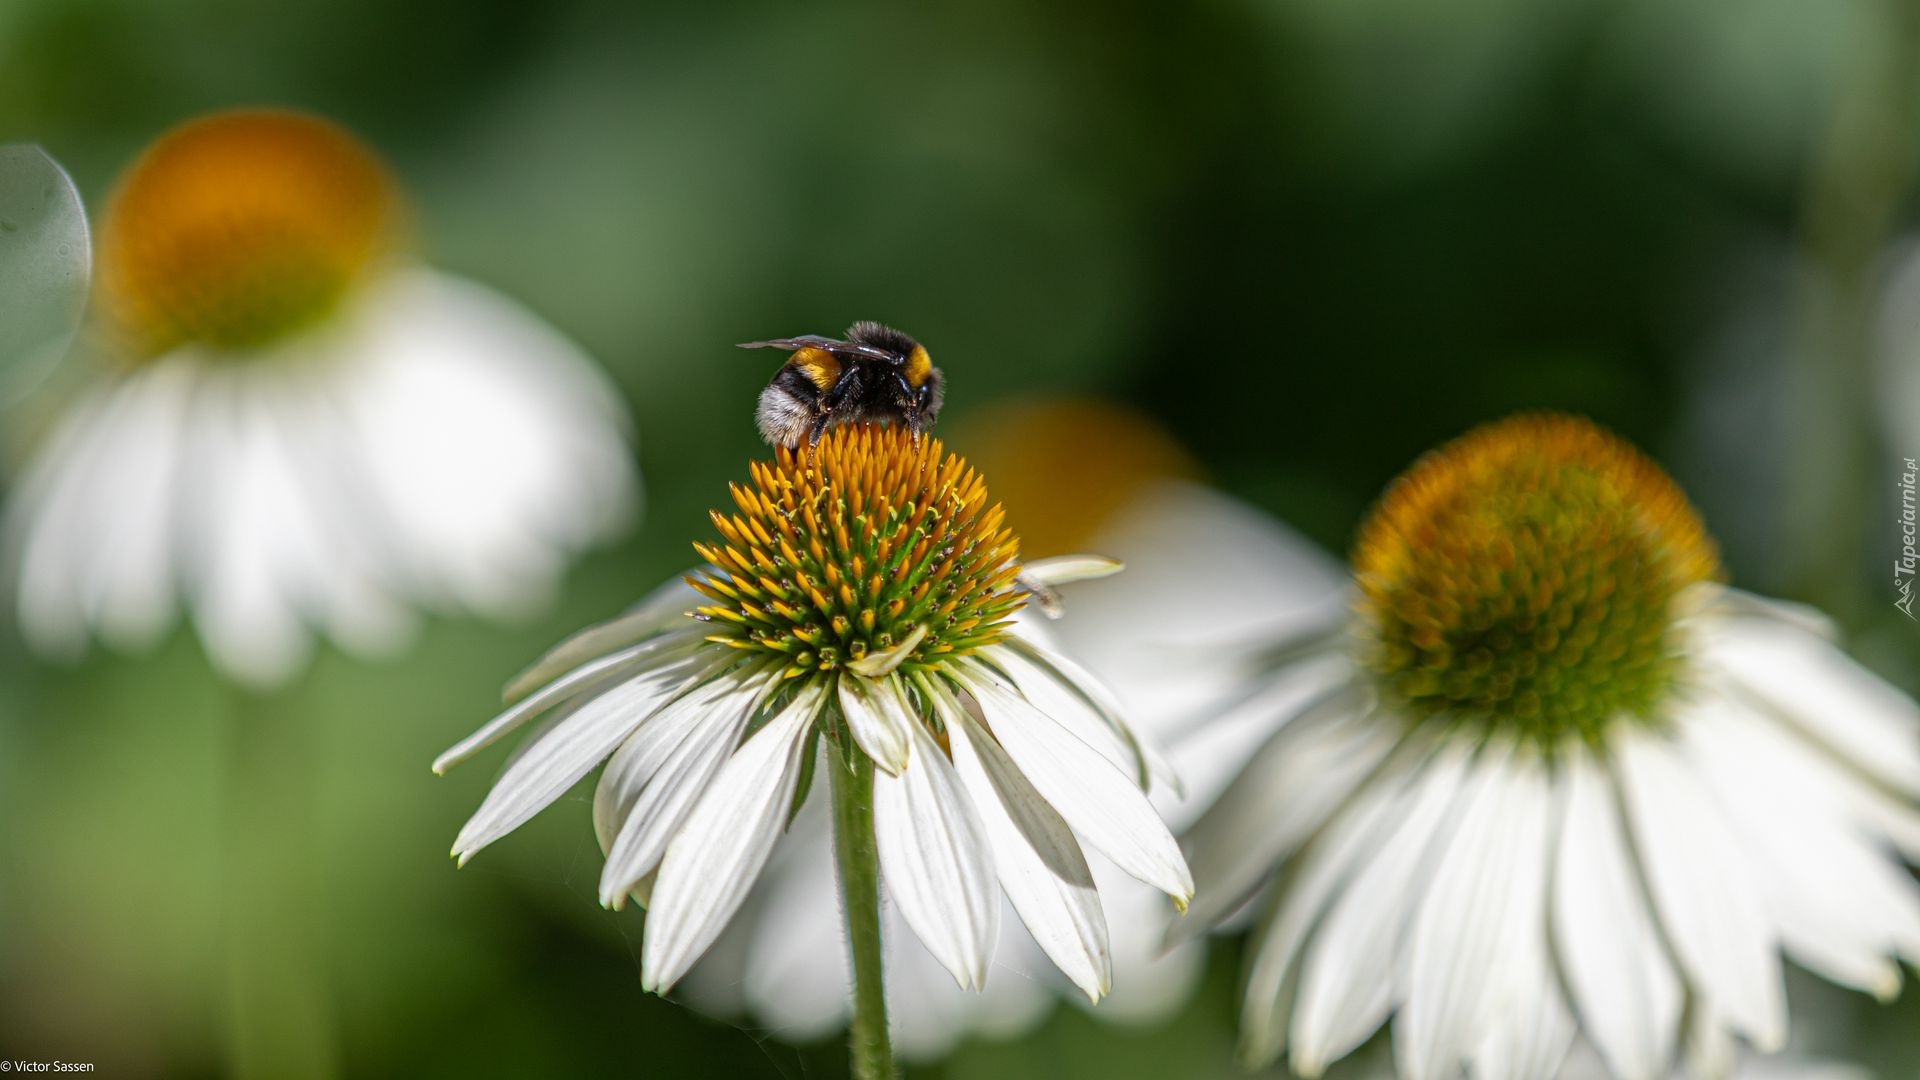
[2,0,1918,1076]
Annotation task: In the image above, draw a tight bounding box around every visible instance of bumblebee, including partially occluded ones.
[739,321,945,448]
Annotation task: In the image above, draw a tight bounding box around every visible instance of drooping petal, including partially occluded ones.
[1553,747,1682,1080]
[642,684,826,992]
[1683,696,1920,997]
[995,632,1166,785]
[1462,760,1571,1080]
[502,576,701,705]
[1394,743,1551,1080]
[875,707,1000,990]
[1708,587,1838,640]
[451,652,713,864]
[12,378,124,658]
[1239,757,1414,1067]
[338,269,637,618]
[944,685,1110,1001]
[73,359,194,651]
[1470,945,1574,1080]
[1704,615,1920,798]
[1288,740,1474,1078]
[437,631,701,775]
[1178,683,1393,933]
[1614,724,1787,1051]
[187,369,318,685]
[598,663,779,906]
[955,661,1192,904]
[239,364,419,660]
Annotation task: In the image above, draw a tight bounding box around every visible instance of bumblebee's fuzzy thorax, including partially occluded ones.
[742,322,944,449]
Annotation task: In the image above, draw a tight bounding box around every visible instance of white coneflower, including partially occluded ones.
[6,109,636,686]
[683,399,1348,1058]
[437,422,1193,1080]
[1183,413,1920,1080]
[1358,1039,1870,1080]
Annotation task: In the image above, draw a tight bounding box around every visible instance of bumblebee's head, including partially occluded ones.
[848,321,943,428]
[909,356,944,427]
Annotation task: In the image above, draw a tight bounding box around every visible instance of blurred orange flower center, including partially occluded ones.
[98,108,401,357]
[1352,413,1721,747]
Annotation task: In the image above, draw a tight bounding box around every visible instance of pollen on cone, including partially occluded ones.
[690,424,1026,675]
[98,108,402,357]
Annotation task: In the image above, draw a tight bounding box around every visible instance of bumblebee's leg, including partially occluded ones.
[807,367,868,444]
[806,411,835,446]
[899,381,922,444]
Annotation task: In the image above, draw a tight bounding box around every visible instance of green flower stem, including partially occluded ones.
[829,730,895,1080]
[225,685,337,1080]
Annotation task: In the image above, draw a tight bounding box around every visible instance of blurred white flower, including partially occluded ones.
[6,109,637,686]
[1359,1039,1871,1080]
[439,424,1192,999]
[684,401,1346,1058]
[1184,413,1920,1080]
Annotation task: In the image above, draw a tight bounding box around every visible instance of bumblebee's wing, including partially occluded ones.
[737,335,898,363]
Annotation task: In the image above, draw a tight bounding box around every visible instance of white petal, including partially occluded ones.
[994,633,1164,785]
[1038,480,1348,784]
[13,378,123,658]
[642,683,825,992]
[75,359,193,650]
[1468,759,1572,1080]
[1682,697,1920,998]
[502,576,701,705]
[1704,615,1920,798]
[945,691,1110,1001]
[1553,747,1682,1080]
[955,662,1192,904]
[1289,739,1474,1078]
[1179,683,1395,933]
[1048,479,1346,661]
[1016,555,1124,616]
[437,631,700,775]
[1614,724,1787,1051]
[1683,1006,1738,1080]
[451,653,714,863]
[336,269,637,617]
[598,665,778,906]
[238,365,417,660]
[1708,587,1837,640]
[1018,554,1124,588]
[1395,743,1551,1080]
[1159,652,1356,827]
[1239,760,1413,1067]
[875,709,1000,990]
[186,371,316,686]
[1691,665,1920,866]
[1470,946,1573,1080]
[838,673,914,775]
